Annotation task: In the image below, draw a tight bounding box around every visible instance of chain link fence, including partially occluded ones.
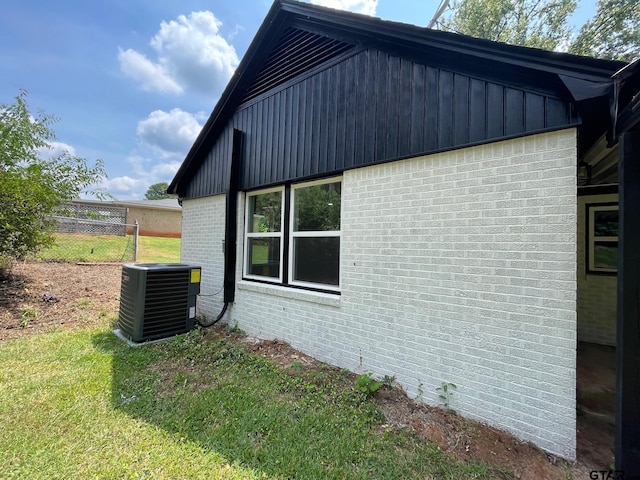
[54,216,126,236]
[34,214,139,263]
[55,202,128,235]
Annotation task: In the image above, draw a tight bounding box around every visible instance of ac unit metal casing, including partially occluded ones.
[118,263,201,343]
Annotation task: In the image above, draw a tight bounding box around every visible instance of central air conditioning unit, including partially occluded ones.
[117,263,201,343]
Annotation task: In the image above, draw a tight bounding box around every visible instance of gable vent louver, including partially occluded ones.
[241,27,355,103]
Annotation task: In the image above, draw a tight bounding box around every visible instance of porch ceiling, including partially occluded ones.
[581,134,619,186]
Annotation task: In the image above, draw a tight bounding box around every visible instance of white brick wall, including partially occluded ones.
[181,129,578,459]
[577,193,618,346]
[180,196,226,317]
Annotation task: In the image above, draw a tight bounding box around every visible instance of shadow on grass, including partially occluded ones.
[0,269,31,323]
[90,328,490,480]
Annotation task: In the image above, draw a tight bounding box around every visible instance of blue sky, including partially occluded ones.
[0,0,598,200]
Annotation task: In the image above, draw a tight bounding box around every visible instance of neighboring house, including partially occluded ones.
[69,199,182,237]
[168,0,640,465]
[118,199,182,238]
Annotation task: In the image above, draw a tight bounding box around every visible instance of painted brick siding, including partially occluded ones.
[181,129,578,459]
[180,196,226,316]
[577,193,618,346]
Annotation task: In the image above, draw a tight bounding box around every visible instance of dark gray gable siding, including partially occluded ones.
[183,127,233,198]
[182,48,578,198]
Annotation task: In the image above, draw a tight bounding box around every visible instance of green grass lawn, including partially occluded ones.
[33,233,180,263]
[136,236,181,263]
[0,326,503,479]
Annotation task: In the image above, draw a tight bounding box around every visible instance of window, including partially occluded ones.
[290,180,341,289]
[587,203,618,274]
[245,187,284,281]
[244,178,341,291]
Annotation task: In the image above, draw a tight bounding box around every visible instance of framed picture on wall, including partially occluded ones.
[587,203,618,274]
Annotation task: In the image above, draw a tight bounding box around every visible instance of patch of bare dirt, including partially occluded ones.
[0,262,612,478]
[0,260,122,340]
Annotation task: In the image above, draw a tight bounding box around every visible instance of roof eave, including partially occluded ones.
[279,0,623,80]
[168,0,627,195]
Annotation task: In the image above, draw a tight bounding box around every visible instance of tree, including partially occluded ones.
[0,91,106,264]
[144,182,175,200]
[294,182,341,232]
[437,0,639,62]
[439,0,577,50]
[569,0,640,62]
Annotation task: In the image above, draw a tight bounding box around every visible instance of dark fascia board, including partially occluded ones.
[613,57,640,82]
[615,91,640,137]
[613,59,640,136]
[168,0,626,195]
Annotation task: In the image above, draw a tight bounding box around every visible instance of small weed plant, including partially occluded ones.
[355,372,383,397]
[382,374,396,388]
[226,321,245,335]
[437,382,457,413]
[415,381,424,401]
[20,307,39,328]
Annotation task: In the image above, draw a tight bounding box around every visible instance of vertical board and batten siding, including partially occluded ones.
[181,49,579,199]
[184,127,232,198]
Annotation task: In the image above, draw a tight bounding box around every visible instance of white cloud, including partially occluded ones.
[150,161,182,178]
[118,48,183,94]
[118,11,239,96]
[101,157,182,200]
[33,142,79,168]
[310,0,377,15]
[102,176,144,195]
[127,154,182,179]
[136,108,203,156]
[38,141,77,158]
[227,24,245,41]
[97,106,202,200]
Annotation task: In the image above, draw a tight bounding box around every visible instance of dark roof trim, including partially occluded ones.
[559,75,611,102]
[169,0,625,195]
[611,59,640,141]
[577,184,618,197]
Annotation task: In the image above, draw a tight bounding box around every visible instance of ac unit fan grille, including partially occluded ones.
[142,270,190,339]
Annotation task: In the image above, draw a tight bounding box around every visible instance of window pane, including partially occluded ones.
[594,242,617,270]
[594,209,618,237]
[247,238,280,278]
[293,182,341,231]
[293,237,339,286]
[248,192,282,233]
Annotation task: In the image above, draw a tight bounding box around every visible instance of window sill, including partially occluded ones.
[237,280,341,307]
